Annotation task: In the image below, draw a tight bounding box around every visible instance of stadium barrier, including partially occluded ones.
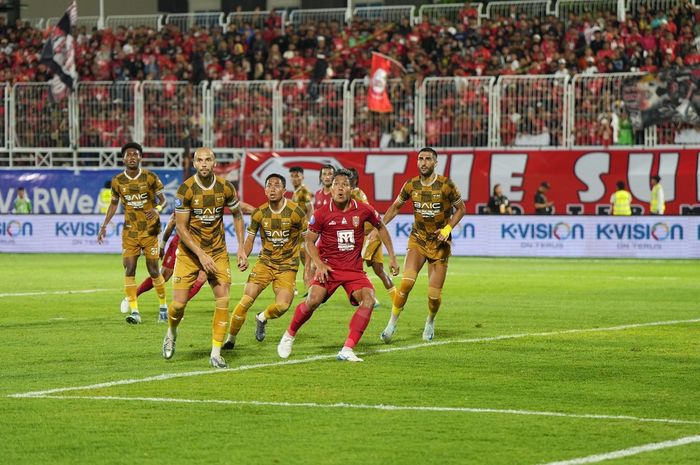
[417,3,483,26]
[2,74,700,167]
[1,214,697,258]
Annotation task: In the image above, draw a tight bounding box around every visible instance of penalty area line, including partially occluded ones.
[8,317,700,399]
[536,434,700,465]
[19,395,700,427]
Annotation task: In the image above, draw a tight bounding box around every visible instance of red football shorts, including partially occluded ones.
[162,235,180,269]
[311,268,374,306]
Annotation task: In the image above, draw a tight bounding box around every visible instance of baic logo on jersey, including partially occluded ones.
[194,206,223,225]
[123,192,148,209]
[264,228,291,247]
[413,201,442,218]
[336,229,355,251]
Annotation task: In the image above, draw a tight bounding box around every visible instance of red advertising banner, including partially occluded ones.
[238,149,700,215]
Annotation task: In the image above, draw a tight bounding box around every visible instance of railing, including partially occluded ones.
[3,73,700,167]
[288,8,348,27]
[227,10,286,35]
[164,13,226,32]
[104,15,163,31]
[556,0,622,23]
[353,5,416,25]
[418,3,483,26]
[485,0,553,20]
[47,15,100,30]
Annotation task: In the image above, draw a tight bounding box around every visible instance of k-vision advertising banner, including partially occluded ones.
[236,149,700,215]
[1,215,698,258]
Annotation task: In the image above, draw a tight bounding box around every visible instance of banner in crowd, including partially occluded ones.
[40,1,78,100]
[623,68,700,130]
[0,169,182,214]
[1,215,698,259]
[238,149,700,215]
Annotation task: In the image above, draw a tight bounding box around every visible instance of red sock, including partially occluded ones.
[288,302,314,336]
[344,306,372,349]
[136,277,154,296]
[188,278,206,300]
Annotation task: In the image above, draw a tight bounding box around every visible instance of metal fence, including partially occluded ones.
[353,6,416,24]
[485,0,554,20]
[571,73,642,146]
[351,78,415,148]
[625,0,694,16]
[420,77,495,148]
[164,13,225,32]
[288,8,348,28]
[418,3,483,26]
[105,15,163,31]
[279,80,349,148]
[140,81,207,150]
[556,0,621,22]
[495,75,569,147]
[227,10,286,35]
[4,74,700,167]
[210,81,277,149]
[47,15,100,30]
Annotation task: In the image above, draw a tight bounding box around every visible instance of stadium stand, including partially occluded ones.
[1,0,699,166]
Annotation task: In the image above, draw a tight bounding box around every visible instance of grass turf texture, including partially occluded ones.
[0,254,698,465]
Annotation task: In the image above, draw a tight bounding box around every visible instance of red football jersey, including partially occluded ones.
[314,188,332,211]
[309,199,381,271]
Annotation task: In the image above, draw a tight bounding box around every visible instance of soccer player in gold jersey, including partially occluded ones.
[223,173,308,350]
[289,166,313,288]
[162,147,247,369]
[379,147,465,342]
[98,142,167,325]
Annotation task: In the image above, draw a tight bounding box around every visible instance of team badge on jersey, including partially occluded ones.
[352,216,360,227]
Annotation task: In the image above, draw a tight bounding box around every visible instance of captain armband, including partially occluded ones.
[155,204,164,213]
[439,224,452,237]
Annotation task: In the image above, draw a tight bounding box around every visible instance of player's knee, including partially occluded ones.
[171,300,186,311]
[398,270,418,295]
[275,301,291,313]
[215,297,229,310]
[428,286,442,301]
[238,294,254,310]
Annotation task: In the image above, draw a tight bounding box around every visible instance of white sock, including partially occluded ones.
[389,314,399,325]
[211,345,221,358]
[225,334,236,344]
[256,312,267,323]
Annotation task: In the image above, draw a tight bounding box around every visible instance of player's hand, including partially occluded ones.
[389,257,400,276]
[437,224,452,242]
[237,250,248,271]
[314,263,332,284]
[145,208,158,221]
[198,252,217,274]
[97,225,106,244]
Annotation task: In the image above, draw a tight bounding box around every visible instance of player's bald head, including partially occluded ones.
[194,147,215,160]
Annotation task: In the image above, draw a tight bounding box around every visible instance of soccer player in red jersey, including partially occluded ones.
[313,164,335,211]
[277,169,399,362]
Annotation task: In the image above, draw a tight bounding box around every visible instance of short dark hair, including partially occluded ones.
[418,147,438,159]
[18,186,26,192]
[333,169,352,182]
[492,183,501,195]
[617,181,626,190]
[319,164,336,181]
[289,166,304,174]
[651,175,661,182]
[121,142,143,157]
[347,167,359,181]
[265,173,286,188]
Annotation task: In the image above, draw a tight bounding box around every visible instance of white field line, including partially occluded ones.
[9,317,700,399]
[24,395,700,427]
[537,434,700,465]
[0,289,110,298]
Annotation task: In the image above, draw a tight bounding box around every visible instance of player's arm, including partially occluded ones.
[438,198,466,242]
[231,205,248,271]
[304,229,331,283]
[146,190,167,221]
[239,201,255,215]
[160,213,176,257]
[376,221,400,276]
[241,209,261,259]
[97,192,120,244]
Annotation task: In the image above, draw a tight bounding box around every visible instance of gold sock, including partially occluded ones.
[428,286,442,318]
[124,276,138,311]
[388,286,396,302]
[212,298,229,347]
[152,274,167,306]
[168,301,186,329]
[228,295,253,337]
[263,302,289,320]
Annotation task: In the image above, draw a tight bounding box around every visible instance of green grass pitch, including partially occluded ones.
[0,254,698,465]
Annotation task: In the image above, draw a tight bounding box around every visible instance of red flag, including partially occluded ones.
[368,53,393,113]
[40,1,77,100]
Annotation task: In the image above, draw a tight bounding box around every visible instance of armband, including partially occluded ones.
[155,204,163,213]
[439,224,452,237]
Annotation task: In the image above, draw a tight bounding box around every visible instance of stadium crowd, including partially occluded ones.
[2,2,700,149]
